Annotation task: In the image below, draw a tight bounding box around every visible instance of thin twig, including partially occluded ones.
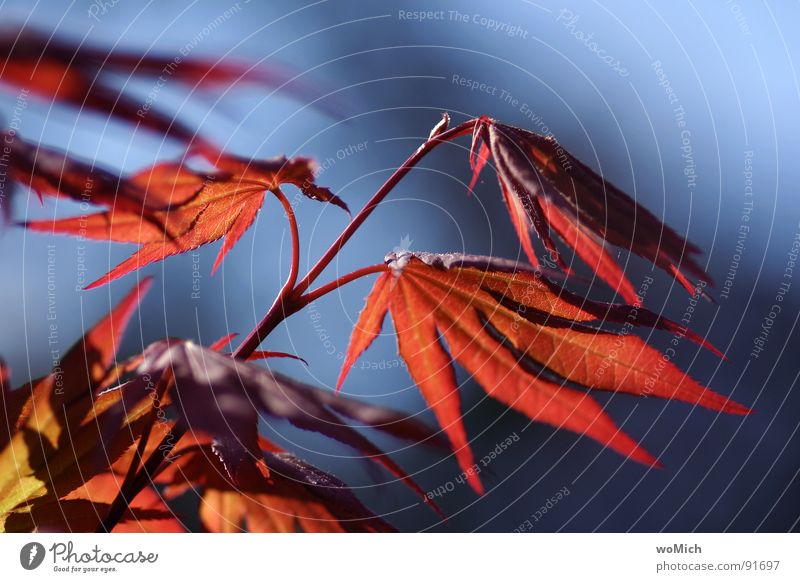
[297,264,387,307]
[271,187,300,293]
[233,118,477,360]
[99,118,477,529]
[97,424,186,532]
[294,119,477,296]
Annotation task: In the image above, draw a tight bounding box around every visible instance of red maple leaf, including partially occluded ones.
[337,251,748,494]
[25,154,347,288]
[469,117,709,303]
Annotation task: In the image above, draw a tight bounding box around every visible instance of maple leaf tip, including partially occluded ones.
[135,276,155,298]
[334,375,345,394]
[424,497,448,520]
[697,338,725,360]
[84,277,110,291]
[210,248,228,276]
[333,198,351,217]
[469,476,486,496]
[209,332,238,352]
[635,449,662,468]
[724,400,752,416]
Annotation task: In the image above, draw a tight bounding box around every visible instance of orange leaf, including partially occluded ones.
[3,473,184,533]
[0,281,154,530]
[159,440,393,533]
[338,252,748,494]
[25,156,345,288]
[2,131,166,220]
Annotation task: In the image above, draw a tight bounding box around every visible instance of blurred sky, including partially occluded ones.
[1,0,799,532]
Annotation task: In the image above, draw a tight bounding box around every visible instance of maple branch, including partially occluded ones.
[98,423,186,533]
[233,117,478,360]
[100,368,179,533]
[231,187,300,359]
[296,264,387,307]
[272,187,300,293]
[232,291,302,359]
[116,370,174,504]
[294,118,478,296]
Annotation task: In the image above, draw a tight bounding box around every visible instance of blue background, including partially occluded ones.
[1,0,799,531]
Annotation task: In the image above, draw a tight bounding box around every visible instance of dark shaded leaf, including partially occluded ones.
[0,26,336,149]
[158,435,394,532]
[470,117,709,303]
[135,341,441,511]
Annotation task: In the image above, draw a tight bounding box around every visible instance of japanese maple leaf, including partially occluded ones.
[337,251,748,494]
[155,433,394,532]
[0,26,335,149]
[0,130,165,222]
[0,279,155,531]
[3,473,183,533]
[469,117,708,304]
[25,154,347,288]
[131,340,444,512]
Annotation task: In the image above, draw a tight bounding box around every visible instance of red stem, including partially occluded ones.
[100,189,299,531]
[298,264,387,307]
[294,118,477,296]
[233,118,477,360]
[102,118,476,530]
[232,187,299,359]
[272,187,300,293]
[100,117,473,528]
